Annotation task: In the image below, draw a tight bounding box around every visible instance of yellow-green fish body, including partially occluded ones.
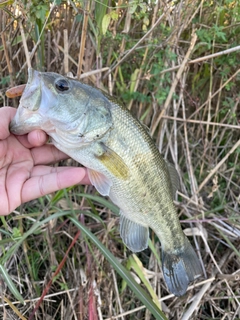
[10,69,202,296]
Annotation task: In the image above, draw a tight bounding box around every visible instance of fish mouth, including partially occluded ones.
[9,68,45,135]
[9,107,43,135]
[9,119,26,135]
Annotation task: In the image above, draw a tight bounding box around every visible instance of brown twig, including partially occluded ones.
[19,21,31,69]
[1,32,14,86]
[162,115,240,130]
[77,0,90,79]
[63,29,69,74]
[104,10,168,78]
[151,31,198,136]
[160,44,240,75]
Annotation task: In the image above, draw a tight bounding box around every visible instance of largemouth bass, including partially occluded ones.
[10,68,202,296]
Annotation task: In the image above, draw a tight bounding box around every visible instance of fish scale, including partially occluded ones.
[10,68,202,296]
[108,105,173,224]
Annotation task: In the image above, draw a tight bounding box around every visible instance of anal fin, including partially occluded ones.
[120,213,149,252]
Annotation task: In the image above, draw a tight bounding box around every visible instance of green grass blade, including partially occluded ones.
[213,225,240,258]
[129,254,162,309]
[69,215,167,320]
[148,238,162,266]
[77,193,120,215]
[0,264,24,304]
[0,211,69,265]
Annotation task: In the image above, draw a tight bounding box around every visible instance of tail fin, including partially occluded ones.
[162,237,202,296]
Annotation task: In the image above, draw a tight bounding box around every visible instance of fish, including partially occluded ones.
[10,68,202,296]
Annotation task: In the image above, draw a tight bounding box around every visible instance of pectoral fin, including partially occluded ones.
[120,213,149,252]
[87,168,112,196]
[95,143,129,180]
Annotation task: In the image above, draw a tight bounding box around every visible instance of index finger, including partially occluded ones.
[30,144,70,165]
[0,107,17,139]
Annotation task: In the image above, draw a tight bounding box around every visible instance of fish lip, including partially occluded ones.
[9,106,27,135]
[9,68,44,135]
[9,121,30,135]
[20,69,42,111]
[9,118,20,134]
[9,117,38,135]
[9,105,44,135]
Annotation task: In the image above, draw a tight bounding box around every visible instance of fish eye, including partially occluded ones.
[55,79,70,92]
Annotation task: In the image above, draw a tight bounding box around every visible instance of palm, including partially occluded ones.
[0,107,89,215]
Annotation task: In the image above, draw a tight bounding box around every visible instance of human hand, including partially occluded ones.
[0,107,90,215]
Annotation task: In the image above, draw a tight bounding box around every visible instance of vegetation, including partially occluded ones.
[0,0,240,319]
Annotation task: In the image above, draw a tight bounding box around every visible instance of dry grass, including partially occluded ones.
[0,0,240,319]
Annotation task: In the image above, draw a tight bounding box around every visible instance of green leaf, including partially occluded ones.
[102,13,111,35]
[129,3,137,14]
[110,10,118,21]
[0,0,14,8]
[95,0,108,32]
[130,68,140,93]
[12,227,22,240]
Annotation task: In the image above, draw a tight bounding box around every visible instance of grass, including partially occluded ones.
[0,0,240,319]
